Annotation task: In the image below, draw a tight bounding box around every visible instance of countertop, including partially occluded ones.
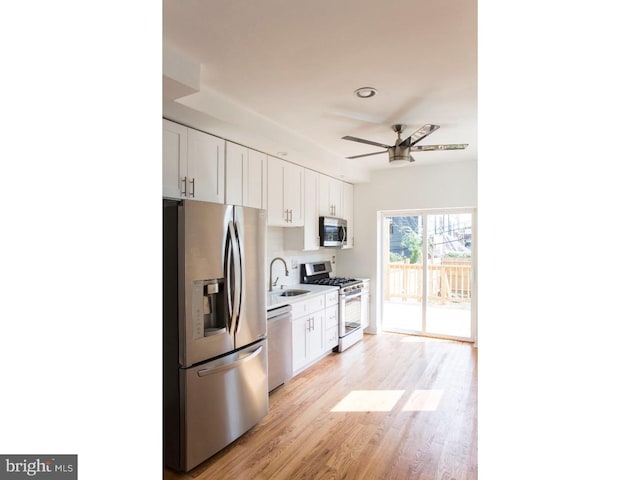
[266,283,339,310]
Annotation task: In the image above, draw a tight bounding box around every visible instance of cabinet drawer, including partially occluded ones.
[291,294,325,318]
[325,290,339,307]
[325,326,338,349]
[325,305,338,329]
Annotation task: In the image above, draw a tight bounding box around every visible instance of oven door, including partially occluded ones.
[339,291,362,337]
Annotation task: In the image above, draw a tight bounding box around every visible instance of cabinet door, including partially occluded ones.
[283,168,318,250]
[267,157,304,226]
[225,142,245,206]
[283,163,304,226]
[317,174,331,217]
[292,316,308,372]
[187,129,225,204]
[325,304,339,329]
[325,326,338,350]
[324,305,339,351]
[267,156,286,225]
[342,181,354,248]
[307,311,324,361]
[361,284,370,330]
[328,178,343,218]
[244,149,267,210]
[317,174,343,217]
[162,119,188,199]
[302,169,319,248]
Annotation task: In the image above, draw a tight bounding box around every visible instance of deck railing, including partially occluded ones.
[385,259,472,303]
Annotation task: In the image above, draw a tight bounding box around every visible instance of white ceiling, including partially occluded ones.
[163,0,477,183]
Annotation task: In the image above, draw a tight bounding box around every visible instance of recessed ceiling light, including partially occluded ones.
[354,87,377,99]
[276,151,288,156]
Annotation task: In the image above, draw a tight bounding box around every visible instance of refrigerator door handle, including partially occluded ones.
[196,345,264,377]
[228,220,242,334]
[233,220,244,332]
[224,221,234,333]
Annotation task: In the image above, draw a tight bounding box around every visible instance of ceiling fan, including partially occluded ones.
[342,124,468,164]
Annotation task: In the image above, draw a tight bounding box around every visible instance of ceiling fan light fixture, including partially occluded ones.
[389,146,413,164]
[354,87,377,99]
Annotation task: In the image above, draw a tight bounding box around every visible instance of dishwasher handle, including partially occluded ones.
[268,312,292,322]
[267,304,292,321]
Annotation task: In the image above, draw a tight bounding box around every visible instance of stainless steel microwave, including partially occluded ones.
[319,216,347,247]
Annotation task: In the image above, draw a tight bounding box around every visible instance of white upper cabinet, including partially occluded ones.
[186,128,225,203]
[244,149,267,210]
[302,169,320,249]
[225,143,267,209]
[225,142,244,206]
[162,119,225,203]
[162,119,187,199]
[317,174,343,218]
[284,168,319,250]
[267,156,304,226]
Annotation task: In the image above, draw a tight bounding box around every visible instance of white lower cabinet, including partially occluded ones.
[325,290,339,350]
[290,290,339,374]
[325,304,339,350]
[292,311,325,373]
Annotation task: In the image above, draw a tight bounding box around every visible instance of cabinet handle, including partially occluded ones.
[181,177,187,196]
[190,178,195,197]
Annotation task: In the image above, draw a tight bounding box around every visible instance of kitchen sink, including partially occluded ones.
[278,289,310,297]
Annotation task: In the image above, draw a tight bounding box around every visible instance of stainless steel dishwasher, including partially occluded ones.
[267,304,293,392]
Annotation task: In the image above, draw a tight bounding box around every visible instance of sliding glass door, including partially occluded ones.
[381,209,475,342]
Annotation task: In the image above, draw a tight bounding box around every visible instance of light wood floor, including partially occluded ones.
[165,332,477,480]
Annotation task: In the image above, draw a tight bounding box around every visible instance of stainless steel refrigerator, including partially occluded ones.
[163,199,268,472]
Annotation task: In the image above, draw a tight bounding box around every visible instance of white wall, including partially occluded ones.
[336,160,477,333]
[266,227,340,290]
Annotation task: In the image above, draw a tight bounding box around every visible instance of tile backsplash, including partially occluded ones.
[266,227,338,289]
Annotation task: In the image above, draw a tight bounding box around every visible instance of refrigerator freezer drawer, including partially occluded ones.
[181,340,268,471]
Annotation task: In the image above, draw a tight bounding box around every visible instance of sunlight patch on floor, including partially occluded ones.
[402,389,443,411]
[330,389,444,412]
[330,390,404,412]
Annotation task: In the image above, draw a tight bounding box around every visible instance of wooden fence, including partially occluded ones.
[385,258,472,303]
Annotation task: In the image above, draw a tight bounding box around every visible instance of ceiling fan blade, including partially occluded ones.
[346,150,388,159]
[342,135,392,149]
[401,124,440,146]
[412,143,468,151]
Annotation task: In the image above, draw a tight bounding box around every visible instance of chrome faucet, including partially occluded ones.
[269,257,289,292]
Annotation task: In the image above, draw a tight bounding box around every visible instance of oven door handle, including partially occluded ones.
[342,289,362,297]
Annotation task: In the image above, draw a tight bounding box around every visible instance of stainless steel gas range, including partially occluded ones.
[301,261,365,352]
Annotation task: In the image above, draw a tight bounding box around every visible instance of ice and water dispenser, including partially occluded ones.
[191,279,227,339]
